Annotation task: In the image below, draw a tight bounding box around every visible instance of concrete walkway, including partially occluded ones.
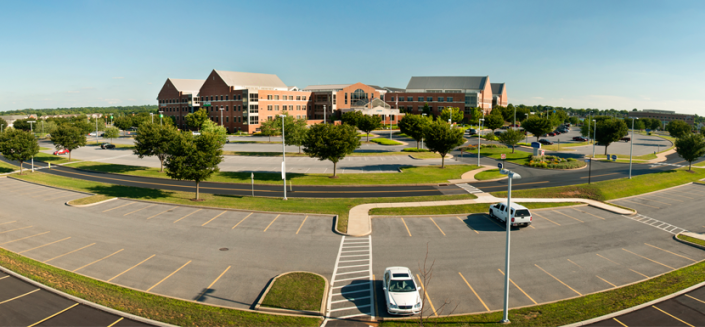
[447,165,502,183]
[645,148,677,164]
[346,193,635,236]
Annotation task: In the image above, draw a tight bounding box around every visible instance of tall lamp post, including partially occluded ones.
[323,105,326,124]
[592,119,597,158]
[0,124,4,133]
[499,168,521,324]
[478,118,485,167]
[280,115,287,200]
[150,113,154,124]
[629,117,638,179]
[220,107,225,127]
[94,117,98,143]
[158,111,163,126]
[27,120,36,172]
[421,113,427,148]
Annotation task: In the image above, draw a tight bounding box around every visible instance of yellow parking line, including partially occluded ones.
[458,272,489,311]
[72,249,124,272]
[567,259,582,269]
[553,210,584,223]
[416,273,438,316]
[580,173,618,179]
[596,275,616,288]
[146,208,175,220]
[146,260,192,292]
[630,269,650,278]
[0,225,33,234]
[400,218,412,237]
[18,237,70,254]
[647,194,683,202]
[107,318,124,327]
[685,294,705,304]
[533,212,560,226]
[637,198,672,206]
[596,254,650,278]
[202,211,227,227]
[296,216,308,234]
[534,264,582,296]
[571,208,605,220]
[613,317,628,327]
[27,303,79,327]
[429,217,446,236]
[173,209,202,223]
[652,305,694,327]
[32,190,65,198]
[644,243,696,262]
[44,243,96,263]
[45,193,78,201]
[498,269,537,304]
[0,231,50,245]
[622,248,674,270]
[0,289,40,304]
[232,213,253,229]
[263,214,281,232]
[620,199,660,209]
[196,266,231,301]
[0,220,17,226]
[124,204,156,216]
[663,192,694,200]
[457,216,479,234]
[107,254,155,282]
[21,188,57,196]
[102,202,135,213]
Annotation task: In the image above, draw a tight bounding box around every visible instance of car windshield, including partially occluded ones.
[389,279,416,292]
[515,209,531,217]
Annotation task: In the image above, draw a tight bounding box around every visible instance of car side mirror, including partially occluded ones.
[417,286,421,291]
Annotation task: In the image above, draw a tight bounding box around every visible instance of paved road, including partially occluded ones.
[0,270,152,326]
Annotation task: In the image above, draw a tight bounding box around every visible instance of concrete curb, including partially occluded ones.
[674,232,705,251]
[117,197,335,218]
[254,271,328,317]
[0,264,178,327]
[66,197,118,207]
[7,175,93,196]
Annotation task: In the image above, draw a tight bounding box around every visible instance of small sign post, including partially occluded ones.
[611,155,617,162]
[251,172,254,197]
[498,163,503,170]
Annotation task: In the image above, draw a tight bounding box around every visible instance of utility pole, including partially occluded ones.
[499,169,521,324]
[27,120,36,172]
[280,115,287,200]
[323,105,326,124]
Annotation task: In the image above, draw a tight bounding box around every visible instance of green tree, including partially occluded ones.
[485,112,505,132]
[595,118,629,155]
[665,120,692,139]
[357,115,382,142]
[41,120,58,136]
[259,119,280,142]
[103,126,120,144]
[341,111,364,127]
[0,117,7,131]
[700,127,705,137]
[465,107,483,125]
[185,109,209,131]
[439,107,464,124]
[675,134,705,171]
[522,116,554,141]
[50,124,86,161]
[0,129,39,175]
[113,116,133,136]
[165,132,224,200]
[303,123,360,177]
[423,120,465,168]
[422,103,432,116]
[200,120,228,144]
[649,119,662,130]
[74,119,94,135]
[497,129,525,153]
[568,117,579,125]
[12,119,32,131]
[134,123,180,172]
[280,116,308,153]
[398,114,432,148]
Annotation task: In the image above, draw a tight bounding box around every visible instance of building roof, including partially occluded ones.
[0,115,29,121]
[406,76,488,91]
[491,83,505,95]
[302,84,351,91]
[214,70,287,90]
[169,79,205,95]
[383,86,406,92]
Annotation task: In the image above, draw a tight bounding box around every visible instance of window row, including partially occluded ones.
[267,105,309,111]
[265,95,308,101]
[390,96,457,103]
[199,95,244,102]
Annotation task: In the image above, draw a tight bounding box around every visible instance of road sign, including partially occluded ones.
[541,150,545,156]
[611,155,617,161]
[501,154,506,159]
[645,129,651,132]
[498,163,503,169]
[585,159,590,162]
[531,142,541,149]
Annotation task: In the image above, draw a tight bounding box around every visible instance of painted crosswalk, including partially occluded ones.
[456,183,484,194]
[324,236,375,322]
[623,214,688,235]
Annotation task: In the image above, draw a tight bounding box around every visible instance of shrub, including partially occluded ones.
[402,148,429,152]
[526,155,586,169]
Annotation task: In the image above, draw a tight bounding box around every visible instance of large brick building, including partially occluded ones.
[157,71,507,133]
[628,109,695,127]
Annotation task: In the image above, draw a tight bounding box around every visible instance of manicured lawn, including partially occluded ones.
[401,148,429,153]
[695,161,705,167]
[34,152,72,164]
[0,247,320,327]
[540,141,590,151]
[409,152,449,159]
[358,133,377,137]
[63,161,479,186]
[395,133,410,138]
[229,140,282,144]
[481,147,532,165]
[67,194,113,206]
[261,273,325,311]
[678,234,705,247]
[492,168,705,201]
[370,137,403,146]
[593,153,656,160]
[12,172,476,233]
[0,160,19,173]
[86,141,135,149]
[475,168,504,181]
[370,202,579,216]
[223,151,309,157]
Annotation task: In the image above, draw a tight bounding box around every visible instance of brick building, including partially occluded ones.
[628,109,695,127]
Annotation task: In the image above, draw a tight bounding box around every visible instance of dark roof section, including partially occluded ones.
[491,83,505,95]
[383,86,406,92]
[406,76,488,90]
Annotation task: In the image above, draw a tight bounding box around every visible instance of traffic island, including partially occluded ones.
[526,155,587,169]
[675,232,705,250]
[256,272,327,316]
[67,194,118,207]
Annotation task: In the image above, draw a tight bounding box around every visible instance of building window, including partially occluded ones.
[427,97,433,102]
[303,96,307,100]
[351,89,368,103]
[250,116,259,124]
[226,117,229,123]
[268,116,273,121]
[275,105,279,111]
[249,105,259,113]
[275,95,279,100]
[289,96,293,100]
[333,94,336,104]
[296,96,301,101]
[268,105,273,111]
[391,96,395,102]
[296,105,301,110]
[249,93,258,102]
[438,97,443,102]
[447,97,453,102]
[407,96,412,101]
[345,93,348,104]
[418,97,423,102]
[226,95,229,101]
[220,96,224,101]
[267,95,272,100]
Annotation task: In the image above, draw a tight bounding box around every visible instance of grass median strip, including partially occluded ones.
[12,172,476,233]
[370,137,403,146]
[261,272,325,311]
[370,202,580,216]
[678,234,705,247]
[67,194,112,206]
[475,169,505,181]
[0,160,19,173]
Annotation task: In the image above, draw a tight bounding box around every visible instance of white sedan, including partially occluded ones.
[383,267,422,315]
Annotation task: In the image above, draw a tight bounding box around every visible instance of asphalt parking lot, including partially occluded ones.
[371,204,705,317]
[0,177,341,311]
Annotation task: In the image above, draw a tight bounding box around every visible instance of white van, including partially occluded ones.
[489,202,533,227]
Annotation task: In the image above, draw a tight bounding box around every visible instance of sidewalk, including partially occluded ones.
[346,193,634,236]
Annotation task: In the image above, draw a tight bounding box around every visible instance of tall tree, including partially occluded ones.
[398,114,432,148]
[113,116,133,136]
[465,107,483,125]
[103,126,120,144]
[485,112,505,132]
[522,116,553,141]
[0,129,39,175]
[594,118,628,155]
[12,119,32,131]
[439,107,464,124]
[497,129,525,153]
[259,119,280,142]
[279,115,308,153]
[165,131,224,200]
[341,111,364,127]
[134,123,180,172]
[675,134,705,171]
[422,103,432,116]
[200,120,228,144]
[50,124,86,162]
[666,120,692,139]
[303,123,360,178]
[0,117,7,131]
[184,109,209,131]
[423,120,465,168]
[357,115,382,142]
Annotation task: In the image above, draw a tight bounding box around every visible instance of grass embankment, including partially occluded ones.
[12,172,477,233]
[370,137,403,146]
[401,148,428,153]
[0,247,319,327]
[0,160,19,173]
[381,258,705,326]
[261,273,325,311]
[86,141,135,149]
[229,140,282,144]
[677,234,705,247]
[480,147,532,165]
[409,152,450,159]
[475,168,504,181]
[370,202,580,216]
[492,168,705,201]
[358,133,376,138]
[67,194,113,206]
[63,162,478,186]
[34,152,72,164]
[539,141,590,151]
[223,151,409,157]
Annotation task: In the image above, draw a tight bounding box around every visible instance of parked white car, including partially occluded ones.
[383,267,422,315]
[489,202,533,227]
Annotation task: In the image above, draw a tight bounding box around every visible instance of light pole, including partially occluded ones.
[94,118,98,143]
[28,120,36,172]
[150,113,154,124]
[499,169,521,324]
[629,118,638,179]
[421,113,427,148]
[159,111,163,126]
[592,119,597,159]
[323,105,326,124]
[478,118,485,167]
[513,106,516,130]
[280,115,287,200]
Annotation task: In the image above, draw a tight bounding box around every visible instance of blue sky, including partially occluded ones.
[1,0,704,114]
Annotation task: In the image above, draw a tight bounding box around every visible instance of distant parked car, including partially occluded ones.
[621,137,631,142]
[539,139,554,145]
[573,136,589,141]
[88,132,98,136]
[53,149,70,155]
[101,143,115,149]
[494,131,503,136]
[548,132,557,136]
[467,128,477,135]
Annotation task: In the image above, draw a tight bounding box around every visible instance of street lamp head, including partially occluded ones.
[279,115,286,118]
[480,118,485,121]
